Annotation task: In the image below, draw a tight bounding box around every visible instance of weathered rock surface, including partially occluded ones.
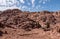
[0,9,60,39]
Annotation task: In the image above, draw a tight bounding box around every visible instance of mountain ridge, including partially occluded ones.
[0,9,60,39]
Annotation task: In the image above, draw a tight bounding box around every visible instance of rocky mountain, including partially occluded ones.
[0,9,60,39]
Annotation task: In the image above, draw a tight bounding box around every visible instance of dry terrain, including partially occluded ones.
[0,9,60,39]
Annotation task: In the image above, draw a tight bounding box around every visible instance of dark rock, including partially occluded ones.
[0,31,4,36]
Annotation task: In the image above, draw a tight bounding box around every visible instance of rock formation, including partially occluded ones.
[0,9,60,39]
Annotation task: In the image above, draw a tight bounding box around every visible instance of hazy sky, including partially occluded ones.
[0,0,60,12]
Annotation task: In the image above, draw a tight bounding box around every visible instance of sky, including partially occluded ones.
[0,0,60,12]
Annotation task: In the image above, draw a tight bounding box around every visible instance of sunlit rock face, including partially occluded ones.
[0,9,60,39]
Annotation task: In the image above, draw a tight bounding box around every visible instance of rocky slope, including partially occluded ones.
[0,9,60,39]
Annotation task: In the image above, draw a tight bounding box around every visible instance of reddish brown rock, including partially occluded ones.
[0,9,60,39]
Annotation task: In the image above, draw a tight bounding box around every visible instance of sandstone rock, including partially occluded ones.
[0,9,60,39]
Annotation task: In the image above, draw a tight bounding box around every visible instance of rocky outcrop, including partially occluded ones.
[0,9,60,39]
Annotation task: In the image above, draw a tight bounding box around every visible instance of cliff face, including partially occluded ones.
[0,9,60,39]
